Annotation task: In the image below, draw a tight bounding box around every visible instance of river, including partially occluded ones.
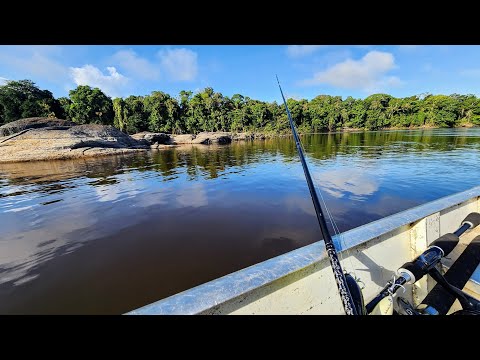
[0,128,479,314]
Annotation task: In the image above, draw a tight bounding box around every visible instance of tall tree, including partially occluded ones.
[58,97,72,120]
[68,85,114,125]
[143,91,180,133]
[0,80,64,123]
[113,98,127,132]
[420,95,458,127]
[124,95,147,134]
[364,94,392,130]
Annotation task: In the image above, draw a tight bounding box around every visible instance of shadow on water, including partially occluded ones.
[0,128,479,313]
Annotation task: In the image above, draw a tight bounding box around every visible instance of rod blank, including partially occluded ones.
[276,76,357,315]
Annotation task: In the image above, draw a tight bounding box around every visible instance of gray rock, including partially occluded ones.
[232,132,255,141]
[146,133,169,144]
[191,132,232,145]
[171,134,196,144]
[0,117,75,137]
[170,132,236,145]
[0,124,147,163]
[67,125,145,148]
[131,132,171,145]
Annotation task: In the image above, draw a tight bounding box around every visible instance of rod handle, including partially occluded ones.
[462,212,480,229]
[430,233,460,257]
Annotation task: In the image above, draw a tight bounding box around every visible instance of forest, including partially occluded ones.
[1,79,479,135]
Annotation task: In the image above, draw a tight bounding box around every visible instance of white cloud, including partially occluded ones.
[25,52,69,79]
[70,65,128,97]
[0,46,69,82]
[111,49,160,80]
[379,76,403,88]
[286,45,326,58]
[112,47,200,83]
[158,48,198,81]
[0,46,201,97]
[0,76,8,85]
[301,50,400,92]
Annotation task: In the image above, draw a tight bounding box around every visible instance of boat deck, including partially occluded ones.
[441,225,480,303]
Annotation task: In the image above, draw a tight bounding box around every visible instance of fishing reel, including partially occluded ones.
[395,263,480,316]
[364,212,480,315]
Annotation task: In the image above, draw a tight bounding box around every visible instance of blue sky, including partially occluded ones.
[1,45,480,102]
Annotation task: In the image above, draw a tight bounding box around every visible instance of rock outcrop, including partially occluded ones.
[231,132,255,141]
[68,125,145,148]
[170,134,196,144]
[169,132,232,145]
[131,132,171,145]
[0,118,269,163]
[0,122,147,163]
[0,117,75,137]
[191,132,232,145]
[133,131,234,145]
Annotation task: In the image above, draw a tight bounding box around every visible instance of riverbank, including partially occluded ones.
[0,117,478,163]
[0,119,149,163]
[297,123,478,134]
[0,118,273,163]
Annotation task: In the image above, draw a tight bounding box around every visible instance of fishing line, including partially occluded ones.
[282,88,357,280]
[299,128,358,283]
[277,76,358,315]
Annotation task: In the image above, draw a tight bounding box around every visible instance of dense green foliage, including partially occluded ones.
[63,85,114,125]
[1,79,479,133]
[0,80,65,122]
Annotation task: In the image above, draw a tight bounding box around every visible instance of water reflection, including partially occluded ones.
[313,168,379,201]
[0,128,479,314]
[176,183,208,208]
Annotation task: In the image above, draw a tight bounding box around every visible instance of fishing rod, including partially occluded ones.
[276,76,359,315]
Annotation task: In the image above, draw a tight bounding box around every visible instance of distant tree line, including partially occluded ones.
[1,79,479,134]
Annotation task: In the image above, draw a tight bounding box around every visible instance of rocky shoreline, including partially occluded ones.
[0,118,266,163]
[1,117,477,164]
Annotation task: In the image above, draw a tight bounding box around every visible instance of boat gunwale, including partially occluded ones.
[127,185,480,315]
